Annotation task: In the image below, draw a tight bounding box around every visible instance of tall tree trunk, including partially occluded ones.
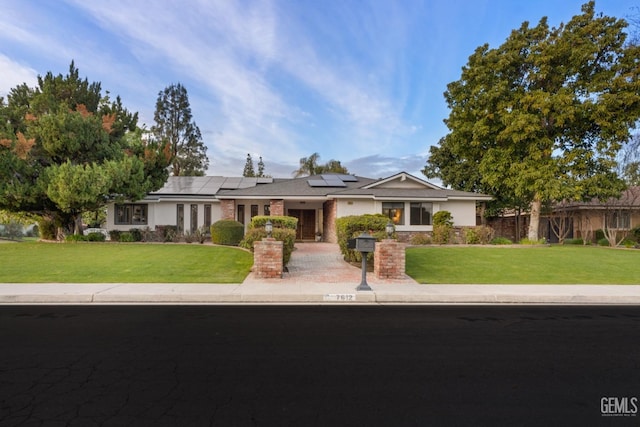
[528,197,541,241]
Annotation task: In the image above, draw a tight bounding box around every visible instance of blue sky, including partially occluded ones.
[1,0,637,178]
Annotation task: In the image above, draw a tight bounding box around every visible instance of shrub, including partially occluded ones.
[239,227,297,265]
[410,233,431,245]
[155,225,179,242]
[433,211,453,227]
[184,231,195,243]
[630,226,640,242]
[564,238,584,245]
[2,221,24,240]
[27,224,39,238]
[335,214,389,262]
[109,230,122,242]
[597,238,610,246]
[491,237,513,245]
[119,232,135,242]
[87,232,106,242]
[249,215,298,230]
[129,228,143,242]
[38,217,57,240]
[621,239,635,248]
[463,226,494,244]
[65,234,88,242]
[211,220,244,246]
[595,229,605,242]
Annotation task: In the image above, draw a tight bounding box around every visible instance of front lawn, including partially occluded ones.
[406,245,640,284]
[0,242,253,283]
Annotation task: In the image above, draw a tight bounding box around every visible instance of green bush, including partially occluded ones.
[38,217,57,240]
[595,229,605,241]
[240,227,297,265]
[65,234,88,242]
[119,232,135,242]
[211,220,245,246]
[335,214,389,262]
[156,225,179,242]
[491,237,513,245]
[129,228,143,242]
[621,239,635,248]
[630,226,640,242]
[87,232,106,242]
[249,215,298,230]
[410,233,432,245]
[433,211,453,227]
[109,230,121,242]
[463,226,494,244]
[597,238,610,246]
[564,238,584,245]
[1,221,24,240]
[519,238,546,245]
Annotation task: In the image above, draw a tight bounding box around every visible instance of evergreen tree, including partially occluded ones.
[257,156,266,177]
[152,83,209,176]
[0,62,170,236]
[243,153,255,177]
[423,2,640,239]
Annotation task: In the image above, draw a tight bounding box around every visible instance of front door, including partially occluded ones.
[288,209,316,240]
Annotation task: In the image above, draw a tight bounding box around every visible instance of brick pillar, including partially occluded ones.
[323,199,337,243]
[374,239,406,280]
[270,199,284,216]
[253,238,283,279]
[221,199,235,220]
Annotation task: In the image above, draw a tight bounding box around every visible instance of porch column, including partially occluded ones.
[253,238,283,279]
[270,199,284,216]
[221,200,235,220]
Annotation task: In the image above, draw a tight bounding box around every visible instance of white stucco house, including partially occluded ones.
[105,172,492,242]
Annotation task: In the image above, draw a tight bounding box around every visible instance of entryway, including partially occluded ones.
[288,209,316,240]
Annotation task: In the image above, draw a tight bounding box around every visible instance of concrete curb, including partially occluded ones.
[1,283,639,304]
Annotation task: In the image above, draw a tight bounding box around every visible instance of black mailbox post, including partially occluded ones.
[355,231,376,291]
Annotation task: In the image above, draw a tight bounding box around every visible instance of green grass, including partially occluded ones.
[0,242,254,283]
[406,245,640,284]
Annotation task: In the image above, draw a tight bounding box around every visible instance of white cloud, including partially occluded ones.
[0,54,38,97]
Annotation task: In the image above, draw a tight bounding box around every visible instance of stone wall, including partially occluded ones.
[253,238,283,279]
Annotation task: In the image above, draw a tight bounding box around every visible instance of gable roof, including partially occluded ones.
[362,172,442,190]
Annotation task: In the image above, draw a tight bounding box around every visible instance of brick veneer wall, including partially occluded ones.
[374,239,406,280]
[221,199,235,220]
[253,238,283,279]
[270,199,284,216]
[323,199,337,243]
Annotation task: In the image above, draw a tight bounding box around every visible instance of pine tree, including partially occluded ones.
[243,153,255,177]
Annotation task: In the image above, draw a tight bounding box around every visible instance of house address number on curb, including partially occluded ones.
[323,294,356,302]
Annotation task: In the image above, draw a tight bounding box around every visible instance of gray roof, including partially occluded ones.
[148,172,492,201]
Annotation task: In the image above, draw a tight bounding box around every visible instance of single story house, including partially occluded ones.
[106,172,492,242]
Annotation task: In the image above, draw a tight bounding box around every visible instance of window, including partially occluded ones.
[177,204,184,233]
[237,205,245,225]
[410,202,432,225]
[264,205,271,216]
[382,202,404,225]
[251,204,259,219]
[607,211,630,229]
[204,204,212,228]
[190,204,198,233]
[115,204,148,225]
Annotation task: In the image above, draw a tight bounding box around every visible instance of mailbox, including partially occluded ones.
[355,232,376,253]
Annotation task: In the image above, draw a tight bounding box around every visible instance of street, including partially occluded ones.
[1,305,639,426]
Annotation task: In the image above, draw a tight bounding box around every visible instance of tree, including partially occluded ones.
[243,153,255,177]
[0,62,170,236]
[152,83,209,176]
[293,152,349,177]
[257,156,266,178]
[424,2,640,240]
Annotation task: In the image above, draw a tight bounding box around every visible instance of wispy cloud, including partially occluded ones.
[0,54,38,97]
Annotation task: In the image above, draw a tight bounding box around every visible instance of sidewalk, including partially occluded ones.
[1,243,639,304]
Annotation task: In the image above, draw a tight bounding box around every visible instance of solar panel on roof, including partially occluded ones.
[307,180,328,187]
[337,174,358,182]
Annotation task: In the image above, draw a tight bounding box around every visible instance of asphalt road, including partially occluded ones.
[1,305,639,426]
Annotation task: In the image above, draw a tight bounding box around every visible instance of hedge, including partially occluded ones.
[249,215,298,230]
[239,228,297,265]
[335,214,389,262]
[210,220,244,246]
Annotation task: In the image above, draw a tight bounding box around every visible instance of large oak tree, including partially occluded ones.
[424,2,640,240]
[0,62,170,236]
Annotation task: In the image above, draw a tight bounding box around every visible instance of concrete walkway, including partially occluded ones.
[1,242,640,304]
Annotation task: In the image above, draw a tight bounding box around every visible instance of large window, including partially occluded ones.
[410,202,433,225]
[607,211,630,229]
[177,204,184,233]
[115,204,148,225]
[204,204,212,228]
[190,204,198,233]
[382,202,404,225]
[237,205,245,225]
[251,204,259,219]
